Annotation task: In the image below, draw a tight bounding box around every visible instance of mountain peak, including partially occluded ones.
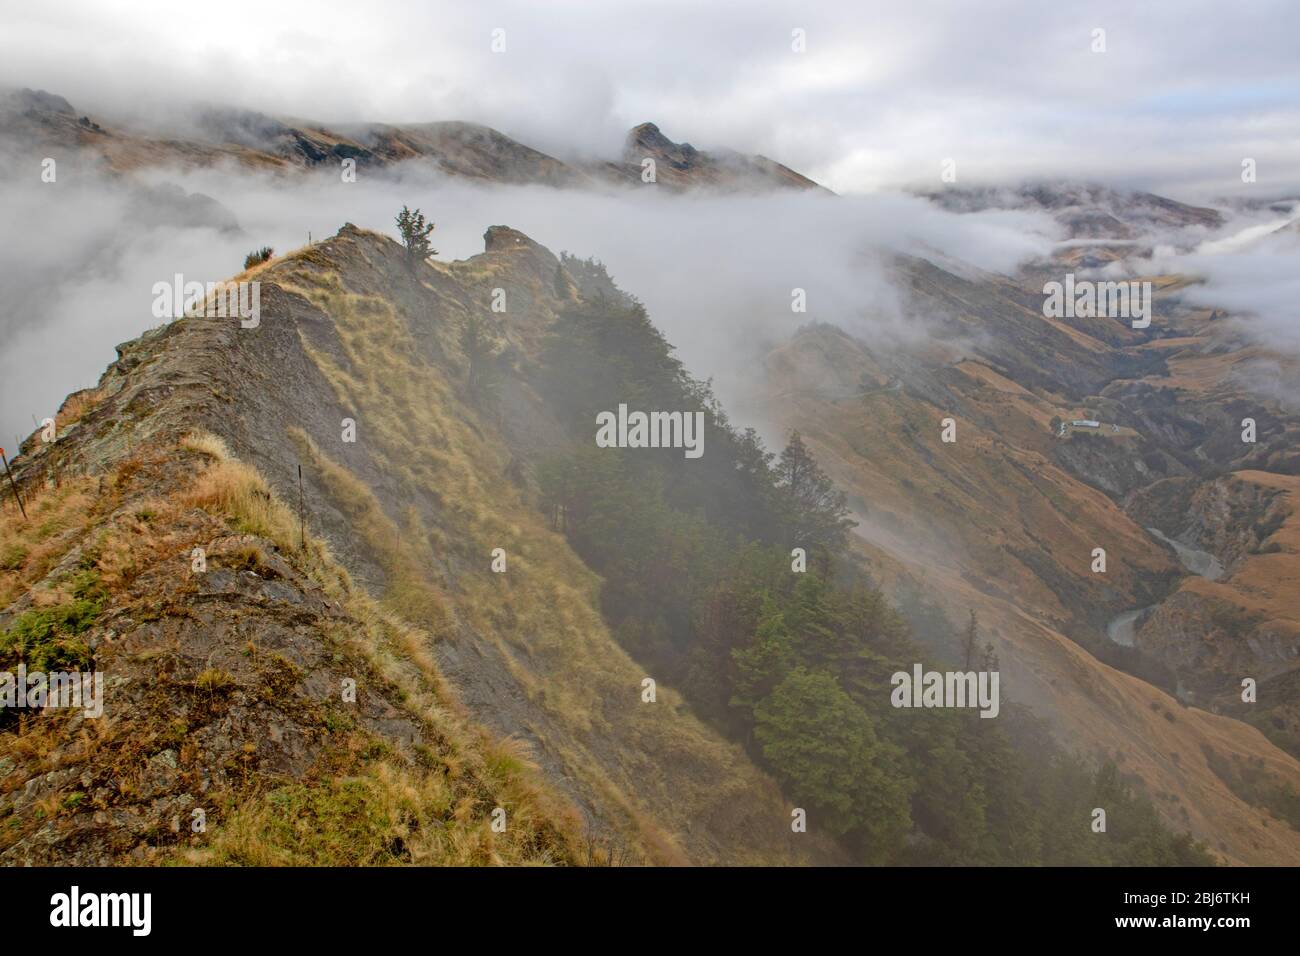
[622,120,826,193]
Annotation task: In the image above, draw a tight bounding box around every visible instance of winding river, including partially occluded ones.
[1106,607,1147,647]
[1144,526,1224,581]
[1105,528,1225,646]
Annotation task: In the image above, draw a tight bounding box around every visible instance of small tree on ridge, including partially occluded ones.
[396,206,436,266]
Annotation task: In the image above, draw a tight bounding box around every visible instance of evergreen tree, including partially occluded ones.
[753,666,912,857]
[395,206,436,266]
[775,431,856,555]
[459,313,501,404]
[729,597,795,726]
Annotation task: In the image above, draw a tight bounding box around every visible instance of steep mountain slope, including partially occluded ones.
[1116,339,1300,754]
[758,245,1300,863]
[0,224,831,865]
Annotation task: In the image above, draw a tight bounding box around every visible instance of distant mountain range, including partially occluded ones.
[2,86,825,193]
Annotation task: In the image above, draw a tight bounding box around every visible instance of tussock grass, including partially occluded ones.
[189,756,563,866]
[90,494,186,594]
[288,427,450,628]
[180,431,234,461]
[172,431,581,866]
[0,478,97,607]
[181,452,297,548]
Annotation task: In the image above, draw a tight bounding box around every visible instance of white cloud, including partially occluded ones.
[0,159,1057,444]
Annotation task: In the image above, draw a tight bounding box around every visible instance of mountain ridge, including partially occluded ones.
[1,87,825,194]
[0,221,838,865]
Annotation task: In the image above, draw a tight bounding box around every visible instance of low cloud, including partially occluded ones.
[0,156,1058,445]
[1149,210,1300,361]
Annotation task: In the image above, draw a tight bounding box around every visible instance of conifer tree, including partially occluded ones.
[775,431,856,555]
[395,206,436,266]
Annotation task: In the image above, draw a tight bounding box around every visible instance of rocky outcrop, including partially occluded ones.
[621,121,828,192]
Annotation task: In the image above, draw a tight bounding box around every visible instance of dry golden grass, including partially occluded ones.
[288,427,451,629]
[171,431,582,866]
[0,478,97,607]
[182,455,294,547]
[180,431,234,461]
[90,494,187,593]
[55,388,105,431]
[193,668,236,694]
[185,755,566,867]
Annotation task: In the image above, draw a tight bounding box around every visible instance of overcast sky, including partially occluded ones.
[2,0,1298,199]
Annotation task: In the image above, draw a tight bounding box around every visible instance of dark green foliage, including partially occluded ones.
[395,206,436,265]
[557,253,635,307]
[0,570,104,672]
[243,247,273,269]
[774,431,856,556]
[533,291,1214,866]
[755,666,913,857]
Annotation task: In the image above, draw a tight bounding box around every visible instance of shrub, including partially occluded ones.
[244,247,274,270]
[395,206,436,265]
[0,571,105,671]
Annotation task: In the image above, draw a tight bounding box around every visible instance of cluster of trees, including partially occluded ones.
[534,275,1212,865]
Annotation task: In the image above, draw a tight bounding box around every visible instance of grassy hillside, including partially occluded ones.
[0,431,582,864]
[759,279,1300,865]
[4,215,1283,866]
